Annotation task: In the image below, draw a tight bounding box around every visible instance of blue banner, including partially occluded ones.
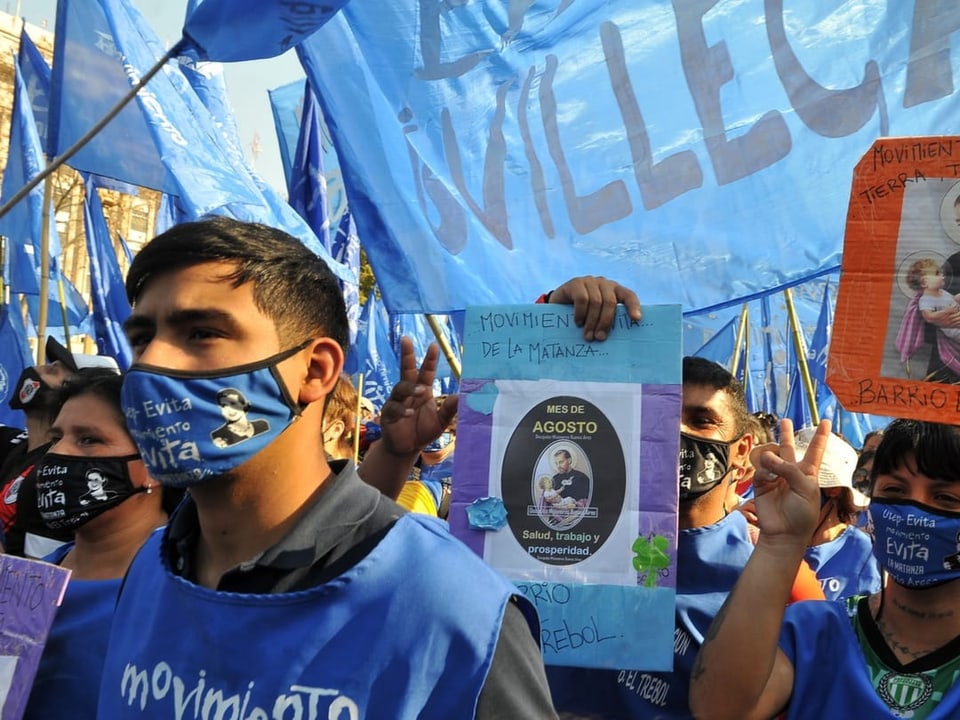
[182,0,351,62]
[83,178,132,368]
[288,82,331,252]
[298,1,959,315]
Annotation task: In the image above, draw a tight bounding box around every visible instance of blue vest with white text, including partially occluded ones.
[97,514,532,719]
[804,525,881,601]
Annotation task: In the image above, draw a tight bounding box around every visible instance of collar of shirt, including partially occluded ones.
[165,459,402,593]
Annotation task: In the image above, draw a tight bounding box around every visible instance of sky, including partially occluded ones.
[21,0,305,194]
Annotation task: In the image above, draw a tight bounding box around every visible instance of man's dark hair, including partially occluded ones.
[682,356,750,437]
[871,419,960,486]
[126,217,348,351]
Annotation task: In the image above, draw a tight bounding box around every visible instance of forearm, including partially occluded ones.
[357,439,419,500]
[688,538,802,720]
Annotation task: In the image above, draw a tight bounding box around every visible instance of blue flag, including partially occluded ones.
[182,0,351,62]
[268,79,305,189]
[784,364,814,433]
[288,81,331,252]
[333,211,360,346]
[692,317,737,368]
[50,0,353,285]
[297,1,959,314]
[17,27,51,153]
[2,55,51,297]
[83,178,132,368]
[0,304,34,430]
[809,280,835,421]
[346,292,400,410]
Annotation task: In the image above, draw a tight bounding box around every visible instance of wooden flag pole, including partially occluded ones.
[784,288,820,426]
[425,314,461,381]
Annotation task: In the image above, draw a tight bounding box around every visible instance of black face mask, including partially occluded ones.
[34,453,144,531]
[678,432,736,502]
[8,368,55,411]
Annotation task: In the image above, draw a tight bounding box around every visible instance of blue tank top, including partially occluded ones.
[97,514,535,719]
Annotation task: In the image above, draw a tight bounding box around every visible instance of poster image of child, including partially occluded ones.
[532,442,592,530]
[879,179,960,385]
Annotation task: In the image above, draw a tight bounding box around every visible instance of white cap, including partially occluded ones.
[73,354,121,372]
[795,427,869,507]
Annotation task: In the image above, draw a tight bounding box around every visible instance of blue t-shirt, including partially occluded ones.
[804,525,881,600]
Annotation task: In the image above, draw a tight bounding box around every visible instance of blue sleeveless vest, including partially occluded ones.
[97,514,535,719]
[804,525,881,600]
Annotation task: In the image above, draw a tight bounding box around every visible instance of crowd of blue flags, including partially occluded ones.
[1,0,921,441]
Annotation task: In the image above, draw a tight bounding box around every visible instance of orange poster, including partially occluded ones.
[830,137,960,423]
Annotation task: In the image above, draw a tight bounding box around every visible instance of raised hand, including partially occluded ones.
[547,276,642,341]
[376,337,458,457]
[750,418,831,543]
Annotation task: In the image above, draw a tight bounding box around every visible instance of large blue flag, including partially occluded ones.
[50,0,353,285]
[0,304,34,430]
[182,0,351,62]
[297,1,960,314]
[809,280,835,421]
[83,178,132,368]
[346,292,400,411]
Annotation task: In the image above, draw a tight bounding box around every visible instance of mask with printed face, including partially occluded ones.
[678,432,736,502]
[35,453,144,531]
[8,368,55,411]
[120,343,308,488]
[870,499,960,588]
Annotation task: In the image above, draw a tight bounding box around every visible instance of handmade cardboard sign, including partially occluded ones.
[450,304,681,670]
[830,137,960,422]
[0,554,70,719]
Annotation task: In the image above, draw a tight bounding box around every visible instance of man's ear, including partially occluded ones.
[298,337,344,406]
[731,432,754,470]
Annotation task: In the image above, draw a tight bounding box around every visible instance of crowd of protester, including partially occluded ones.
[3,216,953,719]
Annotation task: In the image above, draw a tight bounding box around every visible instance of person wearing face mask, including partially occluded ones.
[800,430,881,601]
[691,418,960,719]
[98,217,559,719]
[24,368,168,720]
[0,337,119,557]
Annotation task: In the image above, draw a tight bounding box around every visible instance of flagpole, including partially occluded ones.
[730,303,749,376]
[36,174,54,364]
[783,288,820,425]
[353,373,364,464]
[425,314,461,380]
[0,40,186,223]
